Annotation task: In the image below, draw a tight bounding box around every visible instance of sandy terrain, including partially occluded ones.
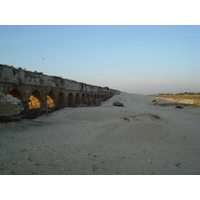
[149,94,200,108]
[0,92,200,175]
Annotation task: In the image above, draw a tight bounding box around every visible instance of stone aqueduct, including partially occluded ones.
[0,64,118,118]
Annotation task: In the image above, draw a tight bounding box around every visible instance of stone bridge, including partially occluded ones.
[0,64,118,119]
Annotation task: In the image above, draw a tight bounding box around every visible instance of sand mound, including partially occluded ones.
[0,92,200,175]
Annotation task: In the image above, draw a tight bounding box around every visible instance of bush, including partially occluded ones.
[112,101,124,107]
[121,117,130,121]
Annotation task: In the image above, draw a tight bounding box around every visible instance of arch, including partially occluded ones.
[68,93,73,106]
[47,91,56,108]
[58,92,65,107]
[75,93,80,105]
[96,94,100,105]
[90,94,94,105]
[94,94,97,105]
[28,90,42,109]
[86,94,90,105]
[7,89,23,102]
[105,94,108,100]
[81,94,85,104]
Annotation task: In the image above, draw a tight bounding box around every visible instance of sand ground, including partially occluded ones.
[0,92,200,175]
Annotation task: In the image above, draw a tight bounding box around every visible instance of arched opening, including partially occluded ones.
[28,90,42,109]
[96,94,100,105]
[47,91,56,108]
[94,94,97,105]
[58,92,65,107]
[105,94,108,100]
[75,93,80,105]
[81,94,85,104]
[86,94,90,105]
[7,89,23,102]
[68,93,73,106]
[90,94,94,105]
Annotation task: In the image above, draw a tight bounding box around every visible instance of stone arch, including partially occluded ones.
[47,91,56,108]
[94,94,97,105]
[7,89,23,102]
[96,94,100,105]
[58,92,65,108]
[28,90,42,109]
[86,94,90,105]
[105,94,108,100]
[90,94,94,105]
[81,94,85,104]
[75,93,80,105]
[68,93,73,106]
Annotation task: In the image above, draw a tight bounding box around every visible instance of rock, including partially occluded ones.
[152,99,157,105]
[175,105,184,109]
[0,92,24,121]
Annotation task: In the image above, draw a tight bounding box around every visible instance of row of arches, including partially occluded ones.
[7,89,111,110]
[68,93,103,106]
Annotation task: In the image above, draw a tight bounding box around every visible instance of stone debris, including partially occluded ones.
[0,92,23,121]
[175,105,184,109]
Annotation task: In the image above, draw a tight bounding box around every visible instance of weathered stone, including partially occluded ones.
[0,64,118,120]
[0,92,23,121]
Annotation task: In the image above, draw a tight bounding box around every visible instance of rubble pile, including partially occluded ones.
[0,92,23,121]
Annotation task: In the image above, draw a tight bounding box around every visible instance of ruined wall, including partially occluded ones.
[0,64,118,119]
[0,65,115,93]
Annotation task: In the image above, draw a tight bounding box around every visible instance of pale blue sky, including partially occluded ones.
[0,25,199,94]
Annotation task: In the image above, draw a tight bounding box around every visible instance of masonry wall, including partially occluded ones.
[0,64,118,119]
